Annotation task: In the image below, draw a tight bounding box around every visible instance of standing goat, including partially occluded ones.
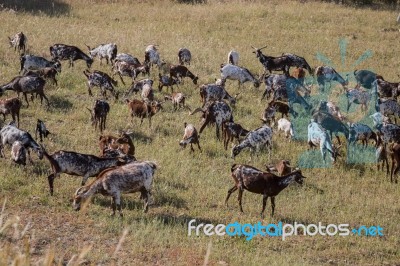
[87,43,117,65]
[126,79,153,95]
[314,66,348,92]
[231,125,273,159]
[158,73,180,92]
[10,141,27,166]
[50,43,93,68]
[226,164,306,217]
[228,50,239,65]
[277,118,294,140]
[170,65,198,85]
[20,55,61,75]
[222,121,249,150]
[8,32,27,54]
[220,64,260,89]
[179,122,201,152]
[0,97,21,127]
[307,120,341,163]
[73,161,157,216]
[115,53,141,65]
[35,119,50,142]
[178,48,192,65]
[164,92,187,110]
[125,99,163,127]
[348,123,377,147]
[87,100,110,132]
[83,70,118,98]
[378,99,400,123]
[144,44,163,69]
[354,69,379,90]
[199,84,238,107]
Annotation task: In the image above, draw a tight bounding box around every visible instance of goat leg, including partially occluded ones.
[271,197,276,217]
[261,193,268,219]
[237,188,244,213]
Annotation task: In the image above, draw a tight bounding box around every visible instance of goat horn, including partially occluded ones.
[85,43,91,50]
[86,107,92,112]
[251,46,258,50]
[259,45,268,50]
[190,107,204,115]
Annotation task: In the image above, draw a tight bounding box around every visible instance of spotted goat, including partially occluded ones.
[50,43,93,68]
[231,125,273,159]
[179,122,201,152]
[227,50,239,65]
[0,97,21,127]
[164,92,188,110]
[83,69,118,98]
[220,64,260,89]
[20,54,61,75]
[348,123,377,147]
[35,119,50,142]
[158,73,180,92]
[199,83,238,107]
[178,48,192,65]
[314,66,348,92]
[87,100,110,132]
[87,43,117,65]
[10,141,27,166]
[8,32,27,54]
[222,121,249,150]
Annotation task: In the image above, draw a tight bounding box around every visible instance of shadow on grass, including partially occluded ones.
[1,0,71,16]
[48,95,73,112]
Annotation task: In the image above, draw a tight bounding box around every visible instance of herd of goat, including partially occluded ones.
[1,31,399,217]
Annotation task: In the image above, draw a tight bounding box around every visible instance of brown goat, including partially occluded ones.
[125,99,162,127]
[99,133,135,158]
[164,92,188,110]
[170,65,198,85]
[268,100,290,118]
[222,121,249,150]
[0,97,21,127]
[87,100,110,132]
[226,164,306,217]
[389,143,400,183]
[179,122,201,152]
[25,67,58,86]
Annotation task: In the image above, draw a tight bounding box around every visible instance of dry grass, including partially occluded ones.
[0,0,399,265]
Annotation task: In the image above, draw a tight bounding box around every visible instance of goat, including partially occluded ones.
[98,133,135,159]
[231,125,273,159]
[315,101,344,121]
[73,161,157,216]
[20,55,61,75]
[170,65,198,85]
[226,164,306,217]
[10,141,27,166]
[199,84,238,107]
[190,101,233,140]
[178,48,192,65]
[307,120,341,163]
[126,79,153,95]
[227,50,239,65]
[83,69,118,98]
[376,143,389,176]
[86,43,117,65]
[346,86,372,112]
[0,75,49,107]
[42,147,131,195]
[8,32,27,54]
[144,44,163,69]
[265,159,294,176]
[370,112,389,128]
[312,111,349,145]
[158,73,180,92]
[378,98,400,123]
[0,123,43,163]
[220,64,259,89]
[375,77,400,100]
[251,46,312,75]
[35,119,50,142]
[0,97,21,127]
[348,123,377,147]
[164,92,187,110]
[112,60,138,85]
[222,121,249,150]
[179,122,201,152]
[261,105,276,126]
[25,67,59,86]
[376,123,400,145]
[267,100,291,119]
[292,67,306,84]
[50,43,93,68]
[262,73,309,100]
[115,53,141,65]
[87,100,110,132]
[354,69,379,90]
[314,66,348,92]
[277,118,294,140]
[125,99,162,128]
[141,83,154,102]
[389,143,400,183]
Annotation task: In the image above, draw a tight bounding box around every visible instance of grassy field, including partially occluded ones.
[0,0,399,265]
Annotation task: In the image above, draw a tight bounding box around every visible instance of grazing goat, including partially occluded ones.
[0,123,43,163]
[35,119,50,142]
[312,111,349,145]
[83,70,118,98]
[144,44,163,69]
[376,143,389,176]
[199,84,238,107]
[0,97,21,127]
[314,66,348,92]
[348,123,377,147]
[170,65,198,85]
[262,73,309,100]
[112,60,139,85]
[378,98,400,123]
[50,43,93,68]
[99,133,135,159]
[126,79,153,95]
[73,161,157,216]
[25,67,59,86]
[375,77,400,100]
[8,32,27,54]
[389,143,400,183]
[227,50,239,65]
[20,55,61,75]
[277,118,294,140]
[252,46,312,75]
[307,120,341,163]
[265,159,294,176]
[87,100,110,132]
[190,101,233,140]
[115,53,141,65]
[220,64,259,89]
[178,48,192,65]
[42,147,131,195]
[376,123,400,144]
[87,43,117,65]
[261,105,276,126]
[222,121,249,150]
[226,164,306,217]
[141,83,154,102]
[179,122,201,152]
[346,86,372,112]
[158,73,180,92]
[267,100,291,118]
[354,69,379,90]
[0,75,49,107]
[315,101,344,121]
[231,125,273,159]
[125,99,162,127]
[164,92,187,110]
[10,141,27,166]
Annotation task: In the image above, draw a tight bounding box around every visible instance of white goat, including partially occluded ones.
[220,64,260,89]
